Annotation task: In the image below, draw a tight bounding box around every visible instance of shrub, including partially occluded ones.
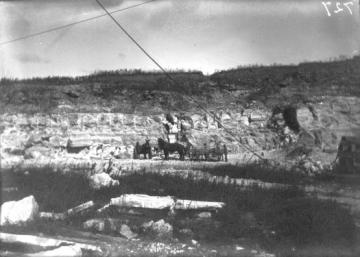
[260,197,355,246]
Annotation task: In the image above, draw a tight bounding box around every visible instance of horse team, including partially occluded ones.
[133,138,228,162]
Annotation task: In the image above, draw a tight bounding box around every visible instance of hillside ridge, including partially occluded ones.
[1,56,360,173]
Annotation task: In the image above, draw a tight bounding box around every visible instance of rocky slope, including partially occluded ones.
[1,57,360,171]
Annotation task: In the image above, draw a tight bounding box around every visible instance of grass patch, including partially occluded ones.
[1,169,94,212]
[1,168,356,254]
[202,163,306,185]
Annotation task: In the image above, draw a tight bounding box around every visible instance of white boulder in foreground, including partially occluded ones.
[89,172,119,190]
[175,199,225,210]
[23,245,82,257]
[110,194,175,209]
[0,232,101,253]
[0,195,39,226]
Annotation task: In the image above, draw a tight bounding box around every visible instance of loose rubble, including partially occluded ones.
[142,219,173,239]
[82,218,138,239]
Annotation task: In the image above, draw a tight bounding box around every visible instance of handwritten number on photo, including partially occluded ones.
[322,1,332,16]
[344,1,354,15]
[322,1,355,16]
[334,2,344,13]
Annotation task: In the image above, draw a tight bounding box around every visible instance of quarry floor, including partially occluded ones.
[1,158,360,257]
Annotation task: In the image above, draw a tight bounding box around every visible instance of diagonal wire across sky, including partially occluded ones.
[0,0,157,46]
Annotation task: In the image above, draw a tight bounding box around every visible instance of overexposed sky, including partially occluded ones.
[0,0,359,78]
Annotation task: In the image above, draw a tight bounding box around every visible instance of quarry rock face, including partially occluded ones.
[0,195,39,226]
[0,95,358,168]
[1,61,360,169]
[0,108,281,164]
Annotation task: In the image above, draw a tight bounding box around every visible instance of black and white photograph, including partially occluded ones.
[0,0,360,256]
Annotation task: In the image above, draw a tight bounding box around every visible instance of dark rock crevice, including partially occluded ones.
[283,106,300,133]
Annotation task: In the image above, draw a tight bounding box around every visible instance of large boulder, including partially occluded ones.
[0,195,39,226]
[180,120,193,131]
[219,112,231,122]
[89,173,119,190]
[300,159,324,176]
[83,218,108,233]
[0,129,29,155]
[24,145,51,159]
[191,114,207,130]
[297,107,315,129]
[110,194,175,209]
[296,129,315,150]
[25,133,44,147]
[239,116,250,126]
[151,219,173,238]
[49,136,68,148]
[119,224,138,239]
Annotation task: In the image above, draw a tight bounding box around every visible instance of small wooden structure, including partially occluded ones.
[336,136,360,173]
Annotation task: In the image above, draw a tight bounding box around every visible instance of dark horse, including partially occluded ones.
[210,143,228,162]
[133,139,152,159]
[157,138,186,160]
